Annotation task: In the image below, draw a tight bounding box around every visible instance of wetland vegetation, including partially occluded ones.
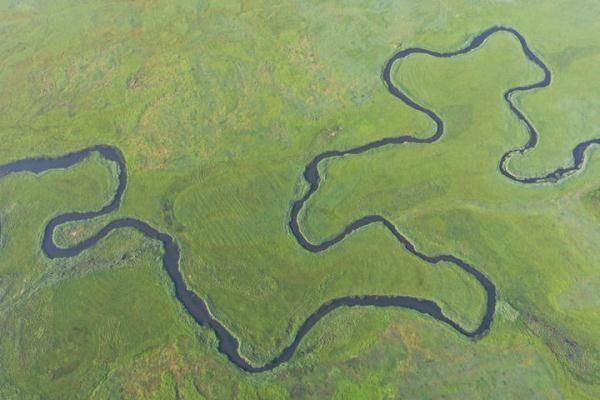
[1,1,599,398]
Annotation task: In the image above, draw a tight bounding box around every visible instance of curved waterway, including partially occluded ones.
[1,26,598,372]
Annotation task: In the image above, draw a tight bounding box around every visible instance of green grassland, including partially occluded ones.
[1,0,599,398]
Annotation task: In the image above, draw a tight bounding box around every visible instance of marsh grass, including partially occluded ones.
[1,0,599,398]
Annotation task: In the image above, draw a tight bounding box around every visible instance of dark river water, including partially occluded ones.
[1,26,597,372]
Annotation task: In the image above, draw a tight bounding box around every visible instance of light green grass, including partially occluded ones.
[1,0,599,398]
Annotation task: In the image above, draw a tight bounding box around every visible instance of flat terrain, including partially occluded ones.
[1,1,599,399]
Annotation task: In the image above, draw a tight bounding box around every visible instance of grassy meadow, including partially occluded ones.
[1,0,599,398]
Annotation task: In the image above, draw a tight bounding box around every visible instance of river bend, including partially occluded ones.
[1,26,598,372]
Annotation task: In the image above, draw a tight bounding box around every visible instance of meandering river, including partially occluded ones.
[1,26,597,372]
